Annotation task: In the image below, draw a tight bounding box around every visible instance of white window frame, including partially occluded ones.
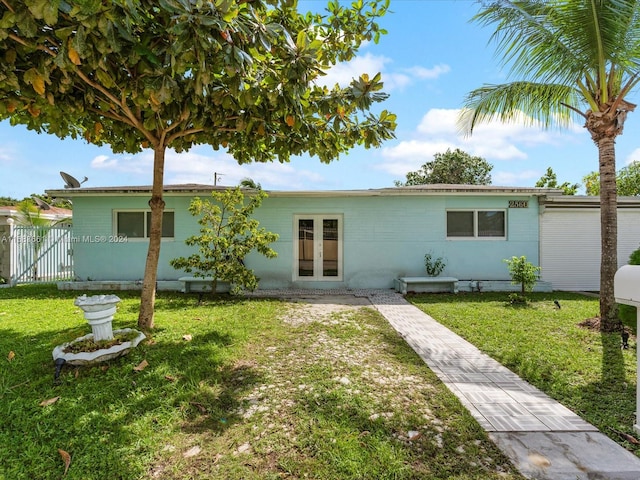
[446,209,507,240]
[113,210,175,241]
[293,214,343,281]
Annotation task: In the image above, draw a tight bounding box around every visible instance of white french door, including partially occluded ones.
[294,215,342,281]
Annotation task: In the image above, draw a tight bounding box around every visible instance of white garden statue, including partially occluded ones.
[73,294,121,341]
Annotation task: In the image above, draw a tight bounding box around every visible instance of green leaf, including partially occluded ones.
[95,69,115,88]
[5,49,17,65]
[25,0,60,24]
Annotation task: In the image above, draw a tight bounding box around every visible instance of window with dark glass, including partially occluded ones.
[116,211,174,239]
[117,212,145,238]
[478,211,505,237]
[446,211,474,237]
[298,219,314,277]
[146,211,175,238]
[446,210,505,238]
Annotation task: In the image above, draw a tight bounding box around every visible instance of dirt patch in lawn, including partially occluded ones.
[160,294,521,479]
[277,294,372,326]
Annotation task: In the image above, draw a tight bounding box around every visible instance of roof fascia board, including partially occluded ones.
[541,195,640,208]
[46,185,562,198]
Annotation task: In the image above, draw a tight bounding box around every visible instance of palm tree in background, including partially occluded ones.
[12,200,57,281]
[459,0,640,331]
[239,178,262,190]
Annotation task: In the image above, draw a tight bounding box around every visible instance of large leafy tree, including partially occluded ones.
[0,0,396,329]
[535,167,579,195]
[459,0,640,331]
[394,148,492,186]
[583,161,640,196]
[0,196,19,206]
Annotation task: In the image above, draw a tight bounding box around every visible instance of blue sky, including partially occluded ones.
[3,0,640,199]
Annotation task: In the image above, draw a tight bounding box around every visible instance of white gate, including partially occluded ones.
[10,225,74,284]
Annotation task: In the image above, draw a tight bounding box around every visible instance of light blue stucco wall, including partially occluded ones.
[70,195,198,281]
[70,192,541,289]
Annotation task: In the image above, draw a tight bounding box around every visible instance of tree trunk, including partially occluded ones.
[597,136,619,331]
[138,145,166,330]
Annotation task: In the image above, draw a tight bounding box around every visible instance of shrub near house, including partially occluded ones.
[170,188,278,294]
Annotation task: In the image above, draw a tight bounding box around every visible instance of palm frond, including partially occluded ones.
[11,200,52,227]
[473,1,585,85]
[459,81,581,135]
[473,0,640,97]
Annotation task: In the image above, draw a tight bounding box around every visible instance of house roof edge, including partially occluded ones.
[46,183,563,197]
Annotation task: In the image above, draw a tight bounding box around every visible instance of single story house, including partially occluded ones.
[46,183,566,292]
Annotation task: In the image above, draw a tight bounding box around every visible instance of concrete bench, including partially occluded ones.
[178,276,217,293]
[395,276,459,295]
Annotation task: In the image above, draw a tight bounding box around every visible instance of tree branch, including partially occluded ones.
[166,127,206,145]
[74,69,156,145]
[8,33,58,57]
[159,109,191,144]
[1,0,14,13]
[86,107,136,129]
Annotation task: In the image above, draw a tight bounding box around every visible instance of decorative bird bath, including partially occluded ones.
[74,294,120,341]
[52,294,146,373]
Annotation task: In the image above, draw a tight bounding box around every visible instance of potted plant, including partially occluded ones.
[424,252,446,277]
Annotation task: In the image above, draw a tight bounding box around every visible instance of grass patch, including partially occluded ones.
[0,284,524,479]
[407,291,639,454]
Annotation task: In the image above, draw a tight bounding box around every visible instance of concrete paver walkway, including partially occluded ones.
[366,290,640,480]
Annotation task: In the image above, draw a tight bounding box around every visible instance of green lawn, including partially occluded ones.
[407,291,639,454]
[0,284,522,480]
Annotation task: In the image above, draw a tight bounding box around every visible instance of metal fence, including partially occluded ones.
[10,225,74,285]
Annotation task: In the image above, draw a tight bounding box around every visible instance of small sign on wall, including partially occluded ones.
[508,200,529,208]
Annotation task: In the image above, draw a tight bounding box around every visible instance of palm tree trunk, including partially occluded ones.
[138,145,166,330]
[597,136,619,331]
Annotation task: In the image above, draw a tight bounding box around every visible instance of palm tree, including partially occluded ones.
[459,0,640,332]
[239,178,262,190]
[12,200,56,281]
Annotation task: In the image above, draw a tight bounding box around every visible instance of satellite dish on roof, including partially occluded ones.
[60,171,88,189]
[32,196,52,210]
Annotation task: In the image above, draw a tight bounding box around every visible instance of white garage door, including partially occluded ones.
[541,208,640,291]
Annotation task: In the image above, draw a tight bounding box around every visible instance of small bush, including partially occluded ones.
[507,292,529,306]
[504,255,540,294]
[424,252,446,276]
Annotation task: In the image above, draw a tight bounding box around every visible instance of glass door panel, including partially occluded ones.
[322,219,338,277]
[298,219,314,277]
[295,215,342,281]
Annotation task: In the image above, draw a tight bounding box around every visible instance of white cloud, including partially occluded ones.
[374,140,456,177]
[0,149,12,164]
[317,52,390,88]
[406,64,451,80]
[380,72,413,90]
[317,52,450,91]
[625,148,640,165]
[162,149,324,189]
[378,108,586,180]
[492,170,541,185]
[90,154,119,169]
[0,140,18,164]
[88,146,328,190]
